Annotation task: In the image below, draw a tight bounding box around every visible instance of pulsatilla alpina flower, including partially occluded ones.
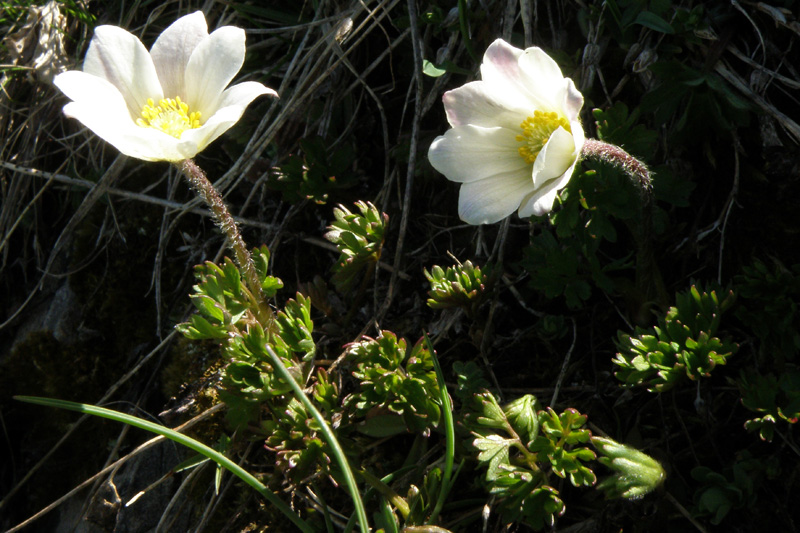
[428,39,585,225]
[53,11,277,162]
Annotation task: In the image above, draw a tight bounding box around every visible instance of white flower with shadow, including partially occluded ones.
[54,11,277,162]
[428,38,585,225]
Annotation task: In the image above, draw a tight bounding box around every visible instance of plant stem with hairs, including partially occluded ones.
[178,159,273,325]
[581,139,668,317]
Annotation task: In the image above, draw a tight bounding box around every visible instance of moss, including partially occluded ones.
[160,337,225,400]
[0,331,121,526]
[2,330,116,400]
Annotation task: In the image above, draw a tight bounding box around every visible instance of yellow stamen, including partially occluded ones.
[137,96,201,138]
[515,110,571,164]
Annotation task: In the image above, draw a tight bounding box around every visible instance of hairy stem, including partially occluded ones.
[581,139,667,315]
[178,159,272,322]
[581,139,652,193]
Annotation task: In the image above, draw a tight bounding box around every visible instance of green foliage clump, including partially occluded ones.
[343,331,441,436]
[221,293,313,403]
[735,260,800,363]
[177,245,283,341]
[461,385,664,530]
[732,261,800,440]
[176,247,340,485]
[613,285,738,391]
[464,391,566,529]
[691,460,758,525]
[532,407,597,487]
[261,395,330,483]
[324,201,388,294]
[738,370,800,442]
[424,259,489,316]
[176,246,304,417]
[521,229,600,309]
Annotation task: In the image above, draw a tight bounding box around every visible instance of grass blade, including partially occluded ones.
[13,395,314,533]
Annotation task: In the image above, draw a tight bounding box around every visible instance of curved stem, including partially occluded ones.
[14,396,314,533]
[581,139,652,194]
[580,139,668,312]
[177,159,273,324]
[424,332,455,524]
[264,345,370,533]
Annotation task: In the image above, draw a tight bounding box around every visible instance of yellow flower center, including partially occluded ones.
[515,110,571,164]
[136,97,201,138]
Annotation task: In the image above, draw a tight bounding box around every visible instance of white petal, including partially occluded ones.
[150,11,208,98]
[184,26,245,115]
[83,25,162,116]
[54,71,130,121]
[562,78,584,122]
[570,119,586,155]
[218,80,278,107]
[55,71,186,161]
[132,134,188,162]
[442,81,527,129]
[479,39,532,110]
[66,102,187,161]
[428,125,528,183]
[480,39,523,85]
[517,46,568,109]
[175,138,201,160]
[531,126,577,188]
[458,170,536,225]
[179,107,240,154]
[179,81,276,152]
[518,167,573,217]
[481,39,557,113]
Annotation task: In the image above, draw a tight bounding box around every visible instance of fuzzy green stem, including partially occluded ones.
[581,139,653,194]
[580,139,668,314]
[178,159,271,322]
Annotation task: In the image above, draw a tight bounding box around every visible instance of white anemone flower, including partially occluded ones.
[428,38,585,225]
[53,11,277,162]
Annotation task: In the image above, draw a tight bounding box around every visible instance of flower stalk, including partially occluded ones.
[581,139,652,194]
[581,139,668,313]
[178,159,272,322]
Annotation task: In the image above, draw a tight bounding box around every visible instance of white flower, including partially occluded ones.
[53,11,277,162]
[428,39,585,225]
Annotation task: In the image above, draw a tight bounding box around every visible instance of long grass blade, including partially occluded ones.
[263,346,370,533]
[13,395,314,533]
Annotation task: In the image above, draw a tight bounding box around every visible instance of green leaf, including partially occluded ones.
[325,202,388,294]
[422,59,447,77]
[179,314,228,340]
[343,331,441,434]
[473,434,512,481]
[634,11,675,34]
[505,395,540,447]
